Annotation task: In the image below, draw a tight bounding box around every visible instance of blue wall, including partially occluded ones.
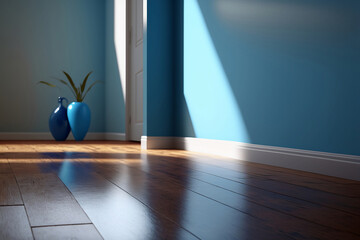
[144,0,177,136]
[0,0,106,133]
[175,0,360,155]
[0,0,130,136]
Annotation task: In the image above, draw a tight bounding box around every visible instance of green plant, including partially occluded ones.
[38,71,101,102]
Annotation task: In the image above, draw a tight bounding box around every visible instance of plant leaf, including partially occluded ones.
[53,77,69,86]
[80,71,93,94]
[62,71,78,96]
[82,80,102,101]
[37,81,57,87]
[77,87,82,102]
[52,77,77,99]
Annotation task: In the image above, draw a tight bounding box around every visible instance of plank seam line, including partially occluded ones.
[31,223,95,229]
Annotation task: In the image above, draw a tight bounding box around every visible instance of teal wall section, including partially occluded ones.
[0,0,105,132]
[177,0,360,155]
[173,0,196,138]
[143,0,177,136]
[105,0,126,133]
[0,0,128,135]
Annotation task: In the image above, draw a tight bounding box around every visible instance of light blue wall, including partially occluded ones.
[105,0,126,133]
[0,0,105,132]
[177,0,360,155]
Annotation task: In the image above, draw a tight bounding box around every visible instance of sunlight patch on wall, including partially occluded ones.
[184,0,249,142]
[143,0,147,30]
[114,0,127,100]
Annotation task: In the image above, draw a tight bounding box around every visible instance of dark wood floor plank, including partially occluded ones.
[1,141,359,240]
[185,176,360,239]
[164,149,360,185]
[242,177,360,215]
[90,160,360,239]
[135,154,360,216]
[58,170,198,240]
[0,160,12,173]
[85,162,293,240]
[194,170,360,234]
[120,159,360,236]
[248,161,360,184]
[32,224,103,240]
[102,145,360,193]
[244,167,360,198]
[9,159,52,174]
[103,151,360,217]
[83,149,360,236]
[181,155,360,197]
[0,206,33,240]
[0,173,23,205]
[16,173,91,226]
[40,146,360,236]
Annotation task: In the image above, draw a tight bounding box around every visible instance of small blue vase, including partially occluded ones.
[67,102,91,141]
[49,97,71,141]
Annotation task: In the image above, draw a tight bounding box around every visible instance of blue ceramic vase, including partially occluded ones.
[67,102,91,141]
[49,97,71,141]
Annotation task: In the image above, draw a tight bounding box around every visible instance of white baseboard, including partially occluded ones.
[105,132,126,141]
[0,132,126,141]
[141,136,176,149]
[141,136,360,181]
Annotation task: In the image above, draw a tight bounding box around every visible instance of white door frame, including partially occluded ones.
[124,0,130,141]
[125,0,144,141]
[125,0,131,141]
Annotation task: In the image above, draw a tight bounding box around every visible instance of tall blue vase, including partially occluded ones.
[49,97,71,141]
[67,102,91,141]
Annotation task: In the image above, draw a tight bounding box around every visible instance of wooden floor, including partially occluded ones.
[0,141,359,240]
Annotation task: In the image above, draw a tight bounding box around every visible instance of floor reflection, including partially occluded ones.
[59,164,153,239]
[2,142,357,239]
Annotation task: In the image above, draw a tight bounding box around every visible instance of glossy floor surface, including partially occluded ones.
[0,141,359,240]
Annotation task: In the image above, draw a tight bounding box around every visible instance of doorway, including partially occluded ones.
[126,0,143,141]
